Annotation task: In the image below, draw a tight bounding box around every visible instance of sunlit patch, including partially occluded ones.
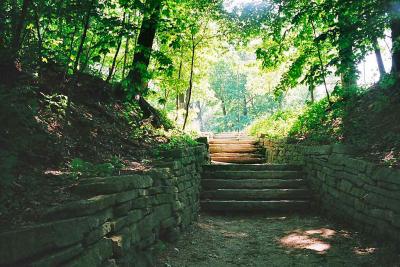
[305,228,336,239]
[354,247,377,255]
[279,228,337,254]
[198,222,215,231]
[44,169,64,176]
[265,217,287,221]
[220,230,248,238]
[339,230,351,238]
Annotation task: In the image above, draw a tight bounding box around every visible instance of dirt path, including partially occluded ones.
[157,213,399,267]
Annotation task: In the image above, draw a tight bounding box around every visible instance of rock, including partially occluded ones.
[0,216,100,265]
[64,238,113,267]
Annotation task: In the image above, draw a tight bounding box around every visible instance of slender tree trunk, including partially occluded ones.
[80,35,94,72]
[122,14,131,79]
[111,57,124,81]
[175,56,183,121]
[99,54,106,75]
[73,0,93,74]
[183,43,196,130]
[34,9,43,58]
[122,36,130,79]
[221,99,227,116]
[311,20,331,104]
[106,12,126,83]
[106,36,123,82]
[309,84,315,103]
[196,101,204,131]
[11,0,31,58]
[373,39,386,78]
[243,95,248,116]
[221,97,227,129]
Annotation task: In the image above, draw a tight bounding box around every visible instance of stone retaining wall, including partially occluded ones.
[0,145,208,267]
[261,138,400,242]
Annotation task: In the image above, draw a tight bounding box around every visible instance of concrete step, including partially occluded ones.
[201,178,307,190]
[209,144,260,153]
[203,164,302,172]
[201,200,310,212]
[211,157,265,164]
[202,170,303,180]
[209,140,258,145]
[201,189,310,200]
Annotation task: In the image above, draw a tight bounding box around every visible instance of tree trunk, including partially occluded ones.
[338,13,357,89]
[122,13,131,79]
[99,54,106,75]
[196,101,204,131]
[175,57,183,121]
[11,0,31,58]
[183,43,196,130]
[34,8,43,59]
[127,0,162,95]
[122,36,130,79]
[309,84,315,103]
[221,99,227,116]
[80,35,94,72]
[106,12,126,83]
[73,0,93,74]
[391,14,400,75]
[310,20,331,104]
[373,38,386,78]
[243,95,248,116]
[127,0,164,128]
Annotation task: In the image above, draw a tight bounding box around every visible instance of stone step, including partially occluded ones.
[211,152,262,158]
[202,170,302,180]
[209,140,258,145]
[212,136,256,140]
[201,200,310,212]
[209,144,260,153]
[201,189,311,200]
[211,157,265,164]
[201,178,307,190]
[203,164,302,172]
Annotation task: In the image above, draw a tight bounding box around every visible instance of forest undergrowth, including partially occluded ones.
[249,78,400,167]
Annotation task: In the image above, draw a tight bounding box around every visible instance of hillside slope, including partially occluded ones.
[0,69,172,228]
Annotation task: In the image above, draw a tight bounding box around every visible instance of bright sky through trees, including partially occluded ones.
[224,0,263,12]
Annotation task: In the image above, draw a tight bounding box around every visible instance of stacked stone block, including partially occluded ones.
[261,138,400,242]
[0,145,208,267]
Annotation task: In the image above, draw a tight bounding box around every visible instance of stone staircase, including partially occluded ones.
[201,164,311,212]
[209,132,264,164]
[202,133,312,212]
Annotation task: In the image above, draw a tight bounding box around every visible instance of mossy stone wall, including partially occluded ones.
[261,139,400,242]
[0,145,209,267]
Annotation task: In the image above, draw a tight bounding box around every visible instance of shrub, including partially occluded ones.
[69,156,125,178]
[248,109,301,140]
[156,131,199,152]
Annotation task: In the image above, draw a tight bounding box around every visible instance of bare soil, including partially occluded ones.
[157,213,400,267]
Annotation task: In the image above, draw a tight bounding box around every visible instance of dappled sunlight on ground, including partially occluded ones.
[157,213,400,267]
[279,228,336,254]
[354,247,378,255]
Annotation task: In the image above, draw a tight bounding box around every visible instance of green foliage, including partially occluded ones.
[43,93,68,116]
[69,156,125,178]
[248,109,301,140]
[156,132,198,152]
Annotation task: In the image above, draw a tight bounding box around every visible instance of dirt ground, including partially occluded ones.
[157,213,400,267]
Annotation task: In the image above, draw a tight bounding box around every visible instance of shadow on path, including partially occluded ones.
[157,213,399,267]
